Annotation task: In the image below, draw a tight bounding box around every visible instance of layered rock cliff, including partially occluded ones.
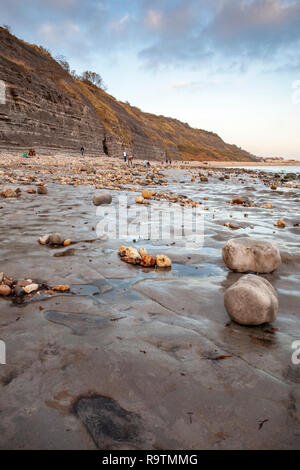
[0,27,256,161]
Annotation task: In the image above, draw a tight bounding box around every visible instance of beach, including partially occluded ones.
[0,154,299,450]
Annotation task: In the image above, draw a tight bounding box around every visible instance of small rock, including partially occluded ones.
[141,254,156,267]
[27,188,36,194]
[1,189,17,198]
[63,239,72,247]
[37,185,48,194]
[49,233,64,245]
[118,246,127,257]
[0,284,12,296]
[53,285,70,292]
[222,237,281,273]
[225,222,240,230]
[142,189,154,200]
[155,254,172,268]
[262,203,273,209]
[0,272,4,283]
[23,283,39,294]
[14,285,25,297]
[38,234,50,245]
[17,279,32,287]
[275,218,286,228]
[121,247,141,265]
[224,274,278,325]
[138,248,147,257]
[93,192,112,206]
[135,196,144,204]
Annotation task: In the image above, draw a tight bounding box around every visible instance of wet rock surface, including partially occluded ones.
[0,157,300,450]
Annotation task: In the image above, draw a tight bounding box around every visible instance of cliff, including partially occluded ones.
[0,27,255,161]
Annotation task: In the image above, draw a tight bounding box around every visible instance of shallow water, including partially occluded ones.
[0,163,299,449]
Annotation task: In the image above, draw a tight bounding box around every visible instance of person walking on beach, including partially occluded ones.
[123,151,127,163]
[128,154,133,166]
[80,146,85,157]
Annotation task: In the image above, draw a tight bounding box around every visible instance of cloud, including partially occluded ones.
[1,0,300,72]
[144,10,163,30]
[110,13,131,32]
[170,78,222,90]
[39,21,81,44]
[139,0,300,70]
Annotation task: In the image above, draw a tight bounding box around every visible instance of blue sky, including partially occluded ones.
[1,0,300,159]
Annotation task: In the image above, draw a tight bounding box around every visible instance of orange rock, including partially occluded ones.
[141,254,155,267]
[142,189,154,200]
[53,285,70,292]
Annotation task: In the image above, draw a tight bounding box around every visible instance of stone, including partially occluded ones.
[262,203,272,209]
[141,254,156,267]
[93,192,112,206]
[63,239,72,247]
[142,189,154,200]
[222,237,281,273]
[0,272,4,283]
[138,248,147,257]
[23,283,39,294]
[275,218,286,228]
[17,279,32,287]
[37,185,47,194]
[136,196,144,204]
[49,233,64,245]
[224,274,278,325]
[120,247,141,265]
[155,254,172,268]
[231,196,252,206]
[38,234,50,245]
[118,246,127,257]
[53,285,70,292]
[27,188,36,194]
[14,285,25,297]
[1,189,17,198]
[0,284,12,296]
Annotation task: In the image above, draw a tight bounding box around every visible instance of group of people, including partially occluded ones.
[79,146,171,167]
[123,151,134,166]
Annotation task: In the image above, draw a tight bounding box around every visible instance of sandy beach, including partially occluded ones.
[0,154,299,450]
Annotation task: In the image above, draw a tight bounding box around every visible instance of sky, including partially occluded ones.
[1,0,300,159]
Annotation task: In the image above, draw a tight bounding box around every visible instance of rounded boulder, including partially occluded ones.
[222,237,281,273]
[224,274,278,325]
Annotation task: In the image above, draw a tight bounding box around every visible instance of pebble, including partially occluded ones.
[23,283,39,294]
[155,254,172,267]
[275,218,286,228]
[0,284,12,296]
[93,192,112,206]
[37,185,48,194]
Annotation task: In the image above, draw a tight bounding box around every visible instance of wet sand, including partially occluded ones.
[0,155,299,449]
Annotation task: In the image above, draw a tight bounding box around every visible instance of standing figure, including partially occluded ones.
[80,146,85,157]
[123,151,127,163]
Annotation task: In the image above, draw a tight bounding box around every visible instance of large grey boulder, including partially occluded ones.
[222,237,281,273]
[93,192,112,206]
[224,274,278,325]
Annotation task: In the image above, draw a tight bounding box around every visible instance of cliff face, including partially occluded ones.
[0,28,255,161]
